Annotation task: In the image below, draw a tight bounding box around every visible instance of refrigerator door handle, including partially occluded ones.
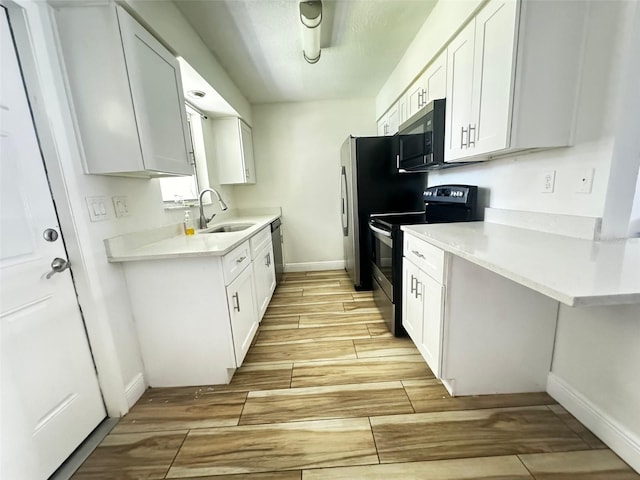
[340,166,349,236]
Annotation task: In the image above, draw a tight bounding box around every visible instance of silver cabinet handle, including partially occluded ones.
[245,168,250,179]
[236,255,247,264]
[468,123,476,147]
[410,275,416,295]
[411,250,426,259]
[415,279,422,298]
[265,253,270,267]
[233,292,240,312]
[396,154,400,169]
[46,257,70,279]
[461,126,468,148]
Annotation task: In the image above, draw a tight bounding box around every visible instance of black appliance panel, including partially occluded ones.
[397,99,445,172]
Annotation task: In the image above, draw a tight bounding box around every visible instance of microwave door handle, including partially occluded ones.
[369,224,392,238]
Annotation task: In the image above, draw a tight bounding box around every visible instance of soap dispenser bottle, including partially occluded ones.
[183,211,195,236]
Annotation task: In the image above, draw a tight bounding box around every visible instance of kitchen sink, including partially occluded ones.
[201,223,254,233]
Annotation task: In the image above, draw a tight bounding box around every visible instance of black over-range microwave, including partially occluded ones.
[395,98,445,172]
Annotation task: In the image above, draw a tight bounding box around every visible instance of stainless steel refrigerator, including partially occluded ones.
[340,135,426,290]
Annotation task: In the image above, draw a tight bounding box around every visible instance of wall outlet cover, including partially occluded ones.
[112,196,130,218]
[541,170,556,193]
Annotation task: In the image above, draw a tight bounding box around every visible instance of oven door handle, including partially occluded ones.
[368,224,392,238]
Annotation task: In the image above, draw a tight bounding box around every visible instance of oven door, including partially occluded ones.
[369,224,393,299]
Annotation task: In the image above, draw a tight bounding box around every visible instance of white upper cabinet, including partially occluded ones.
[444,0,587,163]
[377,103,399,136]
[424,51,447,104]
[212,117,257,184]
[407,75,426,119]
[54,5,192,177]
[445,21,475,162]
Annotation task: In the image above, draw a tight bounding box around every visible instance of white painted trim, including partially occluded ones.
[485,208,602,240]
[547,372,640,473]
[124,373,146,408]
[285,260,346,273]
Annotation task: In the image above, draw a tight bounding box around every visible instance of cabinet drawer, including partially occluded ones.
[223,241,251,285]
[250,226,271,256]
[404,234,445,283]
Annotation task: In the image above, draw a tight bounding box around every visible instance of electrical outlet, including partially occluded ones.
[575,168,594,194]
[540,170,556,193]
[112,196,130,218]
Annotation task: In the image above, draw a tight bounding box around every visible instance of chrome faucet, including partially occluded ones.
[198,188,229,229]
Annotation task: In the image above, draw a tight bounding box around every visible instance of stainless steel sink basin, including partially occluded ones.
[202,223,254,233]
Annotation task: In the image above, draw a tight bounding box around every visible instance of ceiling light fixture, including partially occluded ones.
[300,1,322,64]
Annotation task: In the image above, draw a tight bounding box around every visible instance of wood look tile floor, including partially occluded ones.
[72,270,639,480]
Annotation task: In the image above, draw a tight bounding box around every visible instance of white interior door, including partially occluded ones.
[0,9,105,479]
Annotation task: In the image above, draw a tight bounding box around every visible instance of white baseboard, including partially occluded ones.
[547,372,640,472]
[124,373,146,408]
[285,260,345,272]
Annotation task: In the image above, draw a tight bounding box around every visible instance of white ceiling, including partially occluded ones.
[173,0,438,105]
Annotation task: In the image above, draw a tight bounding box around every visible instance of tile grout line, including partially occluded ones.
[162,429,190,479]
[367,417,382,465]
[235,391,250,426]
[515,454,538,479]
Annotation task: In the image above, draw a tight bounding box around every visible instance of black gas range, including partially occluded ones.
[369,185,478,336]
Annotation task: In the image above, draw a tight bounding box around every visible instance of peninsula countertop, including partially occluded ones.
[105,213,280,262]
[401,222,640,307]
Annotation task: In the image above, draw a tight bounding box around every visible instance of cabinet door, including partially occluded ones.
[471,0,518,156]
[226,265,259,366]
[420,275,445,377]
[388,105,399,135]
[444,20,475,163]
[424,51,447,103]
[116,6,192,175]
[402,259,423,345]
[397,95,408,126]
[240,120,256,184]
[253,241,276,320]
[407,76,426,118]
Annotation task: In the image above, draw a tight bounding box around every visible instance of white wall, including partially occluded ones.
[630,174,640,236]
[550,304,640,472]
[232,98,376,269]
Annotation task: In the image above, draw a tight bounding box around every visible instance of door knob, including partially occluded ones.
[46,258,71,279]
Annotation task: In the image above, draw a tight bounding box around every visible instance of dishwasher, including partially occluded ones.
[270,219,284,284]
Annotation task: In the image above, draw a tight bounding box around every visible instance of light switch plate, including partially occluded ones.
[112,196,130,218]
[86,196,109,222]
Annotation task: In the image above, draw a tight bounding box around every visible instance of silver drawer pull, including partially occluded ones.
[233,292,240,312]
[415,279,422,298]
[411,250,426,259]
[236,255,247,264]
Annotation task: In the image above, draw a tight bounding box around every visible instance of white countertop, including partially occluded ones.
[402,222,640,307]
[105,213,280,262]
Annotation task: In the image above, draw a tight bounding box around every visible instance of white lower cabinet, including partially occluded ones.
[226,264,259,367]
[403,230,559,397]
[253,241,276,320]
[120,228,280,387]
[402,252,445,377]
